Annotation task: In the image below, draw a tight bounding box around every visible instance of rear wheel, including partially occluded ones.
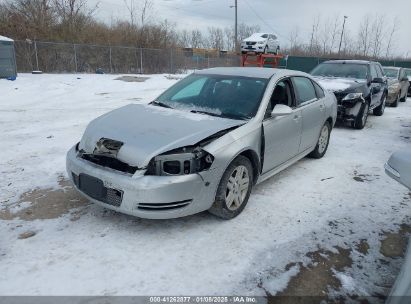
[309,121,331,159]
[373,93,386,116]
[208,156,253,220]
[391,93,400,107]
[353,102,369,129]
[400,91,406,102]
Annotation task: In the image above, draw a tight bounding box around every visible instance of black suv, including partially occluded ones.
[311,60,388,129]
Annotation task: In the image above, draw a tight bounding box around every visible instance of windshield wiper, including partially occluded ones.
[190,110,222,117]
[190,110,250,121]
[151,101,173,109]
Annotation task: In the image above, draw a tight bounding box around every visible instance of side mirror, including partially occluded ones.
[371,77,385,84]
[271,104,293,117]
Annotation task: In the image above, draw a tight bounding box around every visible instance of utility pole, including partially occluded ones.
[230,0,238,53]
[338,16,348,57]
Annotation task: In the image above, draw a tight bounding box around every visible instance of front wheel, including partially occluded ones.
[353,102,369,129]
[208,156,253,220]
[373,94,386,116]
[309,121,331,159]
[391,93,400,107]
[263,46,268,54]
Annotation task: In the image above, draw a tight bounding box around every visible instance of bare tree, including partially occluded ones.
[288,25,300,55]
[328,14,340,55]
[178,29,190,47]
[190,29,203,49]
[370,15,385,58]
[207,26,224,50]
[309,14,321,55]
[385,17,399,59]
[357,15,372,57]
[123,0,136,27]
[140,0,153,26]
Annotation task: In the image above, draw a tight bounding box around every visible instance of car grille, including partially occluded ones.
[137,200,192,211]
[72,173,123,207]
[246,42,257,46]
[80,153,138,174]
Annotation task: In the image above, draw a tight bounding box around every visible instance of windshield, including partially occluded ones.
[311,63,368,80]
[383,68,399,79]
[155,74,268,120]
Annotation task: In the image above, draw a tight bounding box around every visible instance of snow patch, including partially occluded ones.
[0,35,13,42]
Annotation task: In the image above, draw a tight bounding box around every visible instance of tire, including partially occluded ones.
[353,102,369,129]
[390,93,399,107]
[400,92,406,102]
[208,156,254,220]
[276,46,280,55]
[373,93,386,116]
[309,121,331,159]
[263,46,268,54]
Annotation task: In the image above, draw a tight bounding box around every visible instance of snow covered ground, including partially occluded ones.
[0,73,410,299]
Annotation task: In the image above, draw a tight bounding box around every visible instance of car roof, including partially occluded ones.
[321,60,376,65]
[194,67,308,79]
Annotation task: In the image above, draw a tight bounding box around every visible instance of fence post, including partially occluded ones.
[140,48,143,74]
[109,47,113,73]
[73,44,78,73]
[34,40,39,71]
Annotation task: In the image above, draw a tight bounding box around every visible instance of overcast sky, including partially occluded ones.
[90,0,410,56]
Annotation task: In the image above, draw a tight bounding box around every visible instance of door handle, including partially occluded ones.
[293,115,300,121]
[319,105,325,111]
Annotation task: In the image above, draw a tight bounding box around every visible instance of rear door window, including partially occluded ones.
[292,77,317,105]
[312,81,325,98]
[370,65,378,80]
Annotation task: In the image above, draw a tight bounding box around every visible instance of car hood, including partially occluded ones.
[79,104,243,168]
[314,77,366,93]
[388,78,400,86]
[243,37,265,42]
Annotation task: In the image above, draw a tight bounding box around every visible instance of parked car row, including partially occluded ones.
[310,59,410,129]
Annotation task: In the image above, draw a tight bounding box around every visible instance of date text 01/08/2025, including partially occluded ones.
[149,297,258,303]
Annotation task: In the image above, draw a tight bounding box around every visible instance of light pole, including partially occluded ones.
[338,15,348,57]
[230,0,238,53]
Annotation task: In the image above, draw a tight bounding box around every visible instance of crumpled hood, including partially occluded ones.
[79,104,243,168]
[314,77,366,93]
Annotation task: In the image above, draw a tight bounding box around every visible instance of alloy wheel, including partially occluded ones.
[225,165,250,211]
[318,125,329,154]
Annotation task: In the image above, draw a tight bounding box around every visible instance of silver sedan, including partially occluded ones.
[66,67,337,219]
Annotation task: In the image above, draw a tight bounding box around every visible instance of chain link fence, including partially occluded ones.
[14,40,241,74]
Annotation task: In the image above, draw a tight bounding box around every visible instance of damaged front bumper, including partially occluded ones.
[66,146,218,219]
[337,101,363,122]
[386,90,400,104]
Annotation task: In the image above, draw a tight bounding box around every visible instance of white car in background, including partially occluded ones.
[241,33,280,54]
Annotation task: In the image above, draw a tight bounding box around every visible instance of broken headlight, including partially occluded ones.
[145,148,214,176]
[342,93,364,102]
